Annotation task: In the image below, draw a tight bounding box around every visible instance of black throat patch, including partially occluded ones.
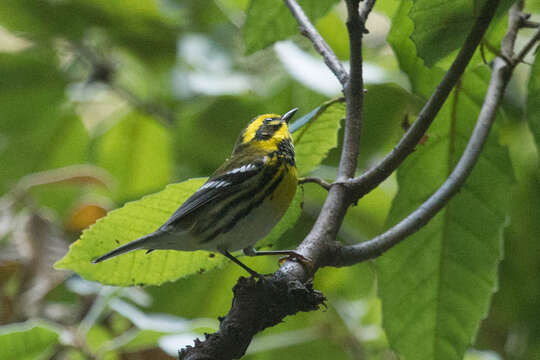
[276,139,295,166]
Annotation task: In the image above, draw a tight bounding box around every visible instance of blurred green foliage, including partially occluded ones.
[0,0,539,359]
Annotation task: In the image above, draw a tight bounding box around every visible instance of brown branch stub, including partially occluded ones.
[298,177,332,190]
[179,276,326,360]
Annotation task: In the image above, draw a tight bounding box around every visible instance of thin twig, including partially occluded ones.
[522,19,540,28]
[283,0,349,85]
[298,177,332,190]
[513,27,540,65]
[325,1,529,267]
[358,0,376,33]
[345,0,501,202]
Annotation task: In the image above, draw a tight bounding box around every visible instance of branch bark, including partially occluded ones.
[344,0,501,202]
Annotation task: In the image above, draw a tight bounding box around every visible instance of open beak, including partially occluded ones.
[281,108,298,124]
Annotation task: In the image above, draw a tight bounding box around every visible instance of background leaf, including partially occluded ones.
[292,98,345,176]
[409,0,512,67]
[0,321,60,360]
[55,178,226,286]
[0,0,179,64]
[0,49,88,195]
[243,0,339,54]
[376,71,513,360]
[95,112,173,202]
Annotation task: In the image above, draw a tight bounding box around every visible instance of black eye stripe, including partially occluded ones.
[255,122,282,140]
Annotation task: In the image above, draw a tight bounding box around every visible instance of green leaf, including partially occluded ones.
[377,3,515,359]
[95,112,172,202]
[55,178,226,286]
[243,0,339,54]
[0,321,60,360]
[0,49,88,194]
[292,98,345,176]
[315,10,349,60]
[376,66,514,360]
[360,83,424,162]
[409,0,513,67]
[409,0,483,67]
[388,0,446,94]
[527,54,540,153]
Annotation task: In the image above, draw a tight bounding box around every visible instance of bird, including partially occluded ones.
[92,108,305,276]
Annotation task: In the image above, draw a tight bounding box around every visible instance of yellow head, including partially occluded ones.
[234,108,298,154]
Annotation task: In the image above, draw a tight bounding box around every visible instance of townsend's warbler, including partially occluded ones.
[92,108,302,276]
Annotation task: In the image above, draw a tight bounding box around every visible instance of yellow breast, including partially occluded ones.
[268,165,297,214]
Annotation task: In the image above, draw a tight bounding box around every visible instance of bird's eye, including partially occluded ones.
[263,118,272,124]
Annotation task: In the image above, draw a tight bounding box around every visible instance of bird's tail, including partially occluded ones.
[92,232,158,264]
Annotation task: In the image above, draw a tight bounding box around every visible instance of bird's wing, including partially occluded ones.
[161,160,265,228]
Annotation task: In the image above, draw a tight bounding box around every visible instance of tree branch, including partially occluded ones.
[180,1,367,358]
[283,0,349,85]
[325,0,529,267]
[345,0,501,202]
[298,177,332,190]
[179,277,325,359]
